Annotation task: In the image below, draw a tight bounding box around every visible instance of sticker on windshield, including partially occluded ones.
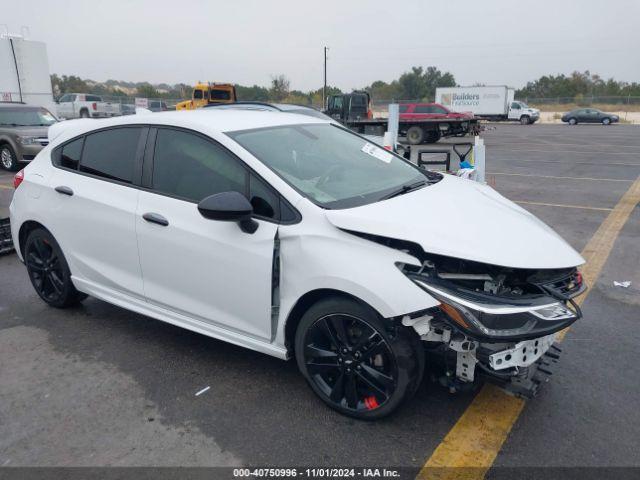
[361,143,393,163]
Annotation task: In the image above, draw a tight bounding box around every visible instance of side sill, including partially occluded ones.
[72,276,289,360]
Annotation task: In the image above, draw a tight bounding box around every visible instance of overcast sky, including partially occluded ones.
[4,0,639,91]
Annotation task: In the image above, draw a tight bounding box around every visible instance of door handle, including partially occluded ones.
[54,186,74,196]
[142,212,169,227]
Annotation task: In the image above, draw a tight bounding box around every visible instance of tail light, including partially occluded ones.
[367,108,373,119]
[92,102,97,110]
[13,169,24,189]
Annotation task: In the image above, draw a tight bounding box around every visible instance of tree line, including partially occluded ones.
[515,71,640,99]
[51,68,640,105]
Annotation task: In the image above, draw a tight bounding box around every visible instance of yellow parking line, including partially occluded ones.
[514,200,612,212]
[0,184,13,190]
[491,172,632,183]
[417,174,640,480]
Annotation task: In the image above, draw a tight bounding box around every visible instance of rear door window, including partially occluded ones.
[414,105,434,114]
[80,128,142,183]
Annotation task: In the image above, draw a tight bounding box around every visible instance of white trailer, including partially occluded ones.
[435,86,539,125]
[0,33,56,114]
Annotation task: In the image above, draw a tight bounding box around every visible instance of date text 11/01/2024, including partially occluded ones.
[233,468,401,477]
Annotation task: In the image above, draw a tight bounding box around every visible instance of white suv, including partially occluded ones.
[10,110,585,419]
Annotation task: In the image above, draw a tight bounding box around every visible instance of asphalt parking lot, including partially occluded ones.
[1,124,639,476]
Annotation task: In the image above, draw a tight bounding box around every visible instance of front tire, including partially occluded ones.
[0,144,19,171]
[424,130,441,144]
[568,118,577,125]
[24,228,86,308]
[295,297,422,420]
[602,118,611,125]
[520,116,530,125]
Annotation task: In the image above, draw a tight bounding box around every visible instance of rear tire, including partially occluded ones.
[24,228,86,308]
[80,109,90,118]
[295,296,423,420]
[0,144,19,171]
[406,126,425,145]
[568,118,577,125]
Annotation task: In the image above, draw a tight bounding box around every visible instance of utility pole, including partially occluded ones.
[323,46,328,109]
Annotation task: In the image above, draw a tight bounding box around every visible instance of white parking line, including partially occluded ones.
[490,147,640,156]
[490,172,633,182]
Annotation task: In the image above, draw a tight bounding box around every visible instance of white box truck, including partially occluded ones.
[435,86,539,124]
[0,33,56,114]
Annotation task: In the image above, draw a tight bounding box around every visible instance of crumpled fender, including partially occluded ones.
[274,214,439,349]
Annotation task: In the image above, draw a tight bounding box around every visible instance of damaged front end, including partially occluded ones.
[396,251,586,398]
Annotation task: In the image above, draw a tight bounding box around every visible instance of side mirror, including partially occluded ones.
[197,191,258,234]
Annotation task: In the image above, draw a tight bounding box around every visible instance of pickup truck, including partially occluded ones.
[56,93,121,119]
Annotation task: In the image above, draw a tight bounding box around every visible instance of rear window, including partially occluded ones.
[351,95,367,107]
[210,90,232,101]
[85,95,102,102]
[79,128,142,183]
[54,137,84,170]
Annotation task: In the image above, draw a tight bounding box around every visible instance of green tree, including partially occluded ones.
[236,84,270,101]
[136,83,160,99]
[269,74,290,102]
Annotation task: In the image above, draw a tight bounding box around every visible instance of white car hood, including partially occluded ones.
[325,174,585,269]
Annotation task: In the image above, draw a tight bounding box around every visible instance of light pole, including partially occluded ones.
[323,46,328,109]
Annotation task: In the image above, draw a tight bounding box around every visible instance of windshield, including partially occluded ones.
[229,124,428,209]
[0,108,58,126]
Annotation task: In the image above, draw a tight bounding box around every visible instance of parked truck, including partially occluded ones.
[325,91,480,144]
[176,83,237,110]
[435,86,540,124]
[0,32,56,113]
[56,93,121,119]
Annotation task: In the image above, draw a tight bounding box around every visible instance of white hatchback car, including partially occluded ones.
[10,109,585,419]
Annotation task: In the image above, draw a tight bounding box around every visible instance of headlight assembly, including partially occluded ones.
[408,276,580,341]
[18,136,38,145]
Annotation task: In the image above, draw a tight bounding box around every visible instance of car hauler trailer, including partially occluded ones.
[0,32,56,113]
[325,91,481,144]
[435,86,540,124]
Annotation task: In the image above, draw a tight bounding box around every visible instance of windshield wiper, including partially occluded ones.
[380,180,427,200]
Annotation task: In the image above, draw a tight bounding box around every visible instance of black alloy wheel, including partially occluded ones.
[24,228,86,308]
[295,298,422,419]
